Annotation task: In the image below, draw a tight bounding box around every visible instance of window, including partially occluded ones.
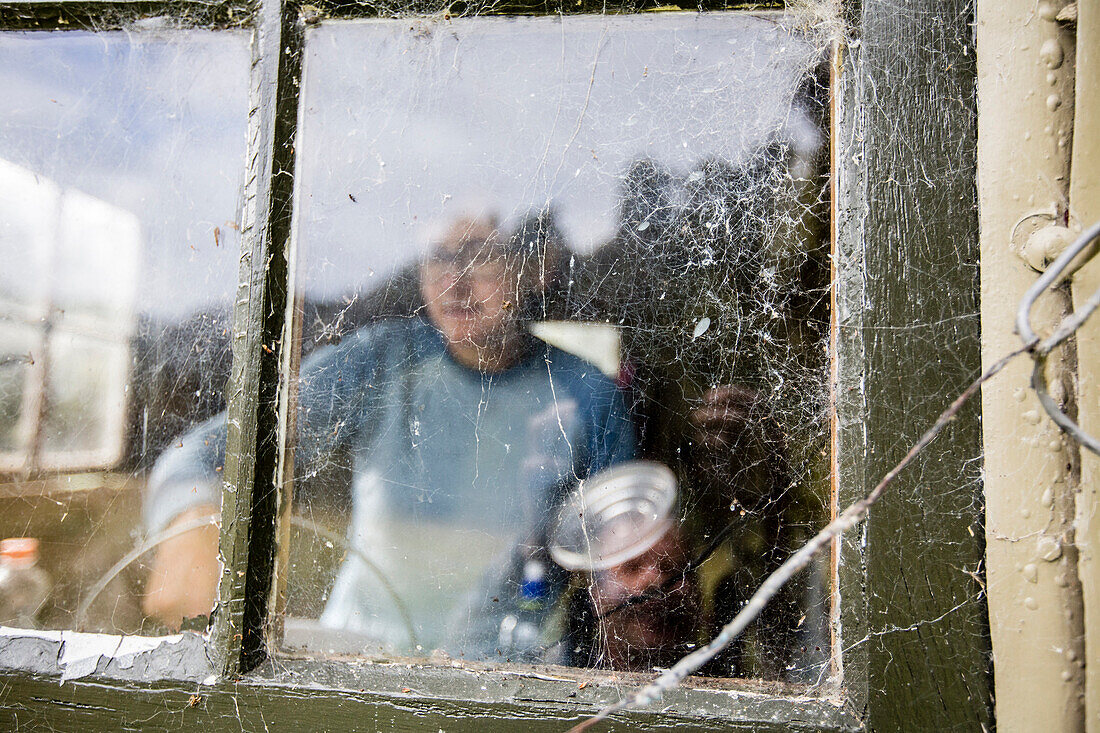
[0,1,991,731]
[0,29,249,633]
[0,159,137,472]
[272,13,832,679]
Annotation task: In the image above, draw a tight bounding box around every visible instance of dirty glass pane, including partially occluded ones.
[268,13,832,680]
[0,31,249,638]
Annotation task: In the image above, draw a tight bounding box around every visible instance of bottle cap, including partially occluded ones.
[1,537,40,563]
[521,559,545,582]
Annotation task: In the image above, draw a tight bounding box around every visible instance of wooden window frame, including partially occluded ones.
[0,0,992,730]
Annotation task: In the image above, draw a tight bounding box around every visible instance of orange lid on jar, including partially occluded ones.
[0,537,40,563]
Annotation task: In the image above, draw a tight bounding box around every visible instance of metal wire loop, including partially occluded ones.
[1016,219,1100,455]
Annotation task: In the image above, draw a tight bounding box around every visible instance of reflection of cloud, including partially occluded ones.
[0,31,250,320]
[299,14,817,300]
[0,22,817,315]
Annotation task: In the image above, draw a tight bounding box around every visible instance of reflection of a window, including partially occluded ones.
[0,159,137,474]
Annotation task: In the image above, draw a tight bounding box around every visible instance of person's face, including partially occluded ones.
[419,219,523,361]
[589,528,700,671]
[592,529,691,611]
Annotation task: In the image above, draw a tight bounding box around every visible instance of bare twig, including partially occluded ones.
[565,343,1031,733]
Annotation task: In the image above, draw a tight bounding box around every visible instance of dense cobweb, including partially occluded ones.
[282,9,836,685]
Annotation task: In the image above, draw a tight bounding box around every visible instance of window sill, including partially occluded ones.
[0,626,213,683]
[252,652,860,731]
[0,628,859,730]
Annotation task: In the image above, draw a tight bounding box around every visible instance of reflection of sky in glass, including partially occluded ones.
[299,14,815,300]
[0,31,250,319]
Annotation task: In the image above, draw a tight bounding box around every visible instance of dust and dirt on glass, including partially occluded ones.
[0,11,834,690]
[266,12,834,684]
[0,30,249,636]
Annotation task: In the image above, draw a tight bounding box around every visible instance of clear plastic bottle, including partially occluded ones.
[498,558,550,656]
[0,537,52,628]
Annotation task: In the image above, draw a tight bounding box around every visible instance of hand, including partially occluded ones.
[687,384,788,517]
[689,385,763,450]
[142,504,221,630]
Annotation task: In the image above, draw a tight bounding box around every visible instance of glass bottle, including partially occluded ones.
[0,537,52,628]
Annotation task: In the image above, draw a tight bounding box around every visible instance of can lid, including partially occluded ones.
[1,537,40,562]
[550,460,677,572]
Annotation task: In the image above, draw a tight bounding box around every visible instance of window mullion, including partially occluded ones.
[213,0,302,678]
[831,36,869,714]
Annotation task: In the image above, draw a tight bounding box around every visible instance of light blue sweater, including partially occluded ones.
[146,317,636,657]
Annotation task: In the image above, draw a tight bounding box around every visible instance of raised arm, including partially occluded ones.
[141,325,390,628]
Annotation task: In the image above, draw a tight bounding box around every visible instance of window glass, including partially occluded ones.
[145,11,832,681]
[0,30,249,634]
[291,13,832,679]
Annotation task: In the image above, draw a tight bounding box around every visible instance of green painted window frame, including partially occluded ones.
[0,1,993,730]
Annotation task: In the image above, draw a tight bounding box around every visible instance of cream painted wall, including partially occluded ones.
[977,1,1090,730]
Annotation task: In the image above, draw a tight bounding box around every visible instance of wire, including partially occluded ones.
[567,219,1100,731]
[1017,219,1100,455]
[74,512,419,648]
[566,344,1029,733]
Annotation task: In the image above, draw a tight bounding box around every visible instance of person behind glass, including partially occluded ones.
[562,524,701,672]
[141,210,636,660]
